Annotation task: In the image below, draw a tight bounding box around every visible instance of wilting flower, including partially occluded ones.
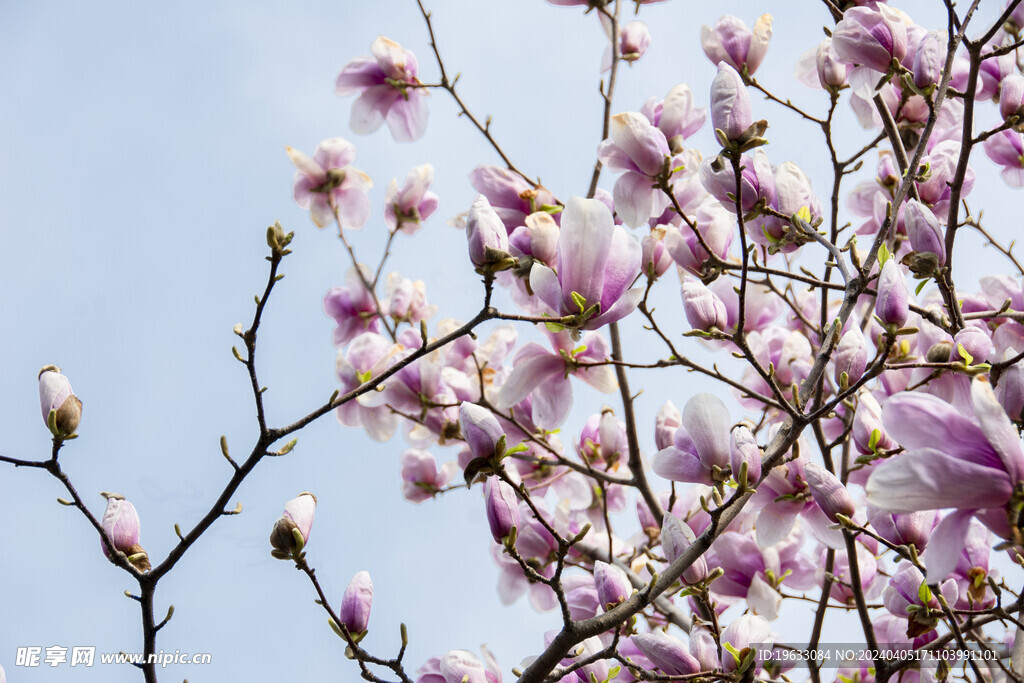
[529,197,642,330]
[38,365,82,437]
[384,164,439,234]
[340,570,373,635]
[100,492,150,572]
[701,14,773,75]
[287,138,372,229]
[270,492,317,559]
[335,36,427,143]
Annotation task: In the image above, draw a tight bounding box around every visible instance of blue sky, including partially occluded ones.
[0,1,1017,681]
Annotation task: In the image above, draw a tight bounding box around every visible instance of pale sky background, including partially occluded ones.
[0,1,1017,681]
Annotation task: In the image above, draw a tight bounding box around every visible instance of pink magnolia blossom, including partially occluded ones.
[287,138,372,229]
[335,36,427,143]
[38,365,82,437]
[867,379,1024,581]
[269,492,316,558]
[831,5,909,72]
[596,112,671,227]
[529,197,643,330]
[984,129,1024,187]
[701,14,773,75]
[384,164,439,234]
[400,449,458,502]
[340,571,373,634]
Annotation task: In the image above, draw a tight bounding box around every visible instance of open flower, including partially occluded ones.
[384,164,438,234]
[335,36,427,143]
[529,197,642,330]
[867,378,1024,581]
[287,138,372,229]
[701,14,773,76]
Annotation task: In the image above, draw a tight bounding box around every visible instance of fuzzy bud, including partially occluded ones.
[38,365,82,437]
[270,492,317,558]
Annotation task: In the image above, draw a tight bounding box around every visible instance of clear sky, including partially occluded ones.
[0,1,1016,681]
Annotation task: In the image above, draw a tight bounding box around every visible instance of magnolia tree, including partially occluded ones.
[8,0,1024,681]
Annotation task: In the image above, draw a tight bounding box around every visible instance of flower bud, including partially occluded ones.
[270,492,316,558]
[465,195,511,270]
[803,462,856,522]
[730,425,762,485]
[632,632,701,676]
[682,278,728,331]
[1000,74,1024,123]
[875,259,909,329]
[816,38,849,89]
[661,514,707,584]
[619,21,651,63]
[101,492,150,572]
[913,31,945,90]
[954,326,992,364]
[834,323,868,387]
[711,63,753,143]
[593,560,631,610]
[484,476,519,542]
[38,365,82,437]
[459,402,505,462]
[903,200,946,265]
[340,570,373,635]
[654,400,681,451]
[439,650,488,683]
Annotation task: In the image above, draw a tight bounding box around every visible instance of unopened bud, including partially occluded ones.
[38,365,82,437]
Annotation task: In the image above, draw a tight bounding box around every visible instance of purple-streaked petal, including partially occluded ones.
[866,448,1013,512]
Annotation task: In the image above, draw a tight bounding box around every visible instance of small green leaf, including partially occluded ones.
[957,343,974,367]
[869,428,881,453]
[918,581,933,604]
[915,279,929,296]
[878,243,891,267]
[571,291,588,313]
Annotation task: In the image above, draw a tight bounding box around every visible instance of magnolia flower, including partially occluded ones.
[484,476,519,543]
[661,513,708,584]
[710,63,753,142]
[100,492,150,572]
[601,19,651,71]
[831,5,908,72]
[465,195,512,270]
[38,365,82,437]
[340,571,373,635]
[323,265,380,346]
[400,449,458,503]
[596,112,671,228]
[632,632,701,676]
[459,402,505,463]
[875,259,910,329]
[529,197,642,330]
[384,164,438,234]
[593,561,631,609]
[984,129,1024,187]
[867,378,1024,581]
[804,462,856,522]
[701,14,773,75]
[287,138,372,229]
[269,492,317,559]
[335,36,427,143]
[652,393,733,485]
